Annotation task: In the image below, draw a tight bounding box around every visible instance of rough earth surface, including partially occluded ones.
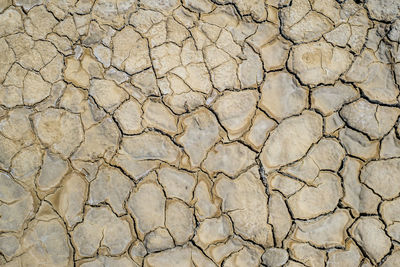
[1,0,400,266]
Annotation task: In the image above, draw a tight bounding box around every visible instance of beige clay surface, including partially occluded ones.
[1,0,400,266]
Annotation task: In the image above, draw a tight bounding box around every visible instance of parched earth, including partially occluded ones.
[1,0,400,266]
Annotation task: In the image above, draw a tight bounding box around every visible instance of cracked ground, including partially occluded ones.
[1,0,400,266]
